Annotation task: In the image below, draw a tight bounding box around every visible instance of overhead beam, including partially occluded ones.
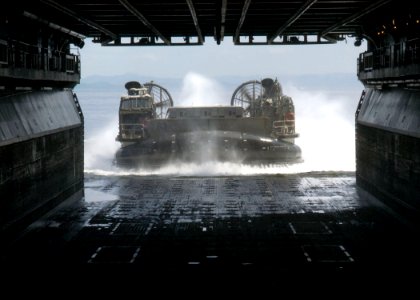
[233,0,251,44]
[321,34,340,43]
[321,0,392,37]
[214,0,227,44]
[235,40,335,46]
[118,0,170,45]
[23,11,86,41]
[186,0,204,44]
[220,0,227,43]
[267,0,317,44]
[40,0,117,40]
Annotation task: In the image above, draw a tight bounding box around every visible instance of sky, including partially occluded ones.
[78,36,367,79]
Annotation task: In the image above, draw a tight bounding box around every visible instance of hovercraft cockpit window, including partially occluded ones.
[121,99,152,110]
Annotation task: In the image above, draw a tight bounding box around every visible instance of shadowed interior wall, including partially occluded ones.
[356,88,420,212]
[0,90,83,234]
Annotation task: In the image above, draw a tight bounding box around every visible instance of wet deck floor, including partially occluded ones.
[2,172,419,291]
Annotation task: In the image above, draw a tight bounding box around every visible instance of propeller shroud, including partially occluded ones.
[144,82,174,118]
[230,80,264,117]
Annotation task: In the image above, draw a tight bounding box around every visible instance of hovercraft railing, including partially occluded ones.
[272,120,299,139]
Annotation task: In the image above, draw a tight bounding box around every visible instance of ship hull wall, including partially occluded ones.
[356,88,420,213]
[0,90,84,235]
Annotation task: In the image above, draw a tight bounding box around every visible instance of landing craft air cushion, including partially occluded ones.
[115,78,302,167]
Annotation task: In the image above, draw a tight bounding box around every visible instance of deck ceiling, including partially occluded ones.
[10,0,414,45]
